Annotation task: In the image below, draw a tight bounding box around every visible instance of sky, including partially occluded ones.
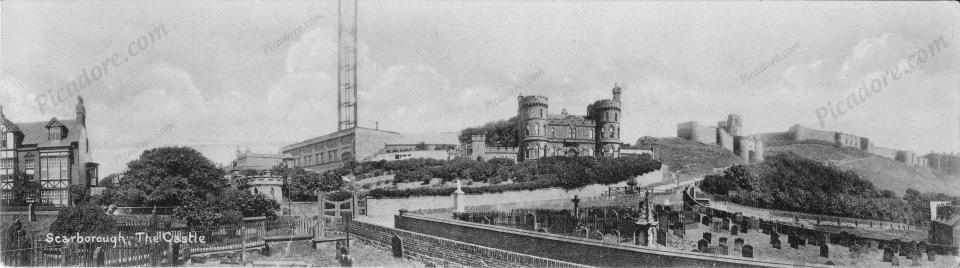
[2,1,959,175]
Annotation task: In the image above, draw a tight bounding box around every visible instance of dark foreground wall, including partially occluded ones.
[396,213,822,268]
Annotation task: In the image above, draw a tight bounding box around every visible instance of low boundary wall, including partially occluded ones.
[395,213,820,267]
[349,219,588,267]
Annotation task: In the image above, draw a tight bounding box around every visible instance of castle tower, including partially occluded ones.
[518,95,549,161]
[590,84,623,157]
[726,114,742,136]
[470,134,487,161]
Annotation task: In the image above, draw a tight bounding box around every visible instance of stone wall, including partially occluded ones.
[349,219,588,267]
[717,129,734,151]
[788,125,836,144]
[394,213,803,267]
[867,145,898,159]
[678,121,718,145]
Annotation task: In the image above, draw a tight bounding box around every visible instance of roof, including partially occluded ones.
[16,119,82,148]
[0,115,20,132]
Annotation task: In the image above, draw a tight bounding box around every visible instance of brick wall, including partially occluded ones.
[395,214,811,267]
[348,220,587,267]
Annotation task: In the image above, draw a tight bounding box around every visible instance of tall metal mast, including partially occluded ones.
[337,0,358,130]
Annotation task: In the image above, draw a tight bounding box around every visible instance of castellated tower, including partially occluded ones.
[589,85,623,157]
[725,114,743,136]
[517,95,550,162]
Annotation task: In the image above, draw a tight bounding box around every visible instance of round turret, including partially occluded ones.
[517,95,549,161]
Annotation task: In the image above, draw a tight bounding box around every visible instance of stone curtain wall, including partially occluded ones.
[677,122,718,145]
[395,214,804,267]
[348,219,589,268]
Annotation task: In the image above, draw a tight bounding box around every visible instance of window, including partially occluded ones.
[614,113,618,121]
[1,133,7,149]
[24,158,35,175]
[0,159,13,176]
[41,156,69,181]
[49,127,61,140]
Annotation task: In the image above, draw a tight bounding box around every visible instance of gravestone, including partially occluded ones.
[656,229,666,246]
[742,245,753,258]
[734,238,744,250]
[719,244,729,255]
[731,225,739,236]
[701,216,710,225]
[891,254,899,266]
[883,247,894,262]
[910,253,921,266]
[719,237,727,245]
[722,218,730,231]
[698,239,709,252]
[772,239,781,249]
[790,237,799,249]
[703,232,712,244]
[820,243,829,258]
[391,235,404,257]
[740,219,749,234]
[926,251,935,262]
[770,231,779,245]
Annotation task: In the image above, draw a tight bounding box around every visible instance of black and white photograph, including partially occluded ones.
[0,0,959,267]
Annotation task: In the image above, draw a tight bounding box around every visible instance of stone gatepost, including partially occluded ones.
[453,180,465,213]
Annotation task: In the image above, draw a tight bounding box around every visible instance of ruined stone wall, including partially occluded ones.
[868,146,898,159]
[677,121,718,145]
[787,125,835,144]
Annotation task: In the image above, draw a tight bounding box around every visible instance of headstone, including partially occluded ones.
[742,245,754,258]
[790,237,799,249]
[698,239,709,252]
[734,238,744,249]
[719,244,729,255]
[910,253,921,266]
[731,225,739,236]
[799,238,806,247]
[656,229,666,246]
[772,239,781,249]
[820,243,829,258]
[891,254,899,266]
[701,216,710,225]
[883,247,894,262]
[722,218,730,230]
[703,232,712,244]
[719,237,727,245]
[926,251,935,262]
[770,231,779,245]
[391,235,404,257]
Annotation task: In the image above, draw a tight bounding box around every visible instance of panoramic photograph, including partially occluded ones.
[1,0,958,267]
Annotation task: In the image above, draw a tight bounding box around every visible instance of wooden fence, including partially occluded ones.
[0,216,329,266]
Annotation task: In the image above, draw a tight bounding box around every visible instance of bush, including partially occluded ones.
[216,190,281,219]
[50,205,118,236]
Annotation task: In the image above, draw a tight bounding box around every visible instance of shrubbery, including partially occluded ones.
[50,204,118,235]
[368,154,661,198]
[700,152,922,222]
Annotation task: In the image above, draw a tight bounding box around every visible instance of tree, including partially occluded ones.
[110,147,227,207]
[215,189,280,218]
[68,184,88,205]
[9,173,40,206]
[415,142,428,150]
[459,116,520,147]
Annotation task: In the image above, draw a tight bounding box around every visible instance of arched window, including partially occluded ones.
[614,113,618,121]
[541,109,544,118]
[526,125,530,135]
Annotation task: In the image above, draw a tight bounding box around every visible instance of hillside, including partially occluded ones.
[765,140,960,195]
[648,137,745,178]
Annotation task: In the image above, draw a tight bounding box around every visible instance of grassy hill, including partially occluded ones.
[647,137,745,179]
[765,140,960,196]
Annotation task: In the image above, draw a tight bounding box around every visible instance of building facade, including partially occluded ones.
[229,148,286,173]
[516,84,623,161]
[0,97,99,206]
[282,127,400,172]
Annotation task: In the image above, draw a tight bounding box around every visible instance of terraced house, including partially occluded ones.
[0,97,98,206]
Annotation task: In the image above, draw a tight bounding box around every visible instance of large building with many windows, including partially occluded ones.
[515,84,623,161]
[0,97,98,206]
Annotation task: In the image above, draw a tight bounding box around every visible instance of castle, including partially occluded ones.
[677,114,764,163]
[469,84,624,161]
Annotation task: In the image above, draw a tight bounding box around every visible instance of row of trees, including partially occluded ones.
[700,152,959,224]
[458,116,520,147]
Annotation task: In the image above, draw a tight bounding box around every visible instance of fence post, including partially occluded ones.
[94,246,104,267]
[169,241,180,266]
[240,224,246,263]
